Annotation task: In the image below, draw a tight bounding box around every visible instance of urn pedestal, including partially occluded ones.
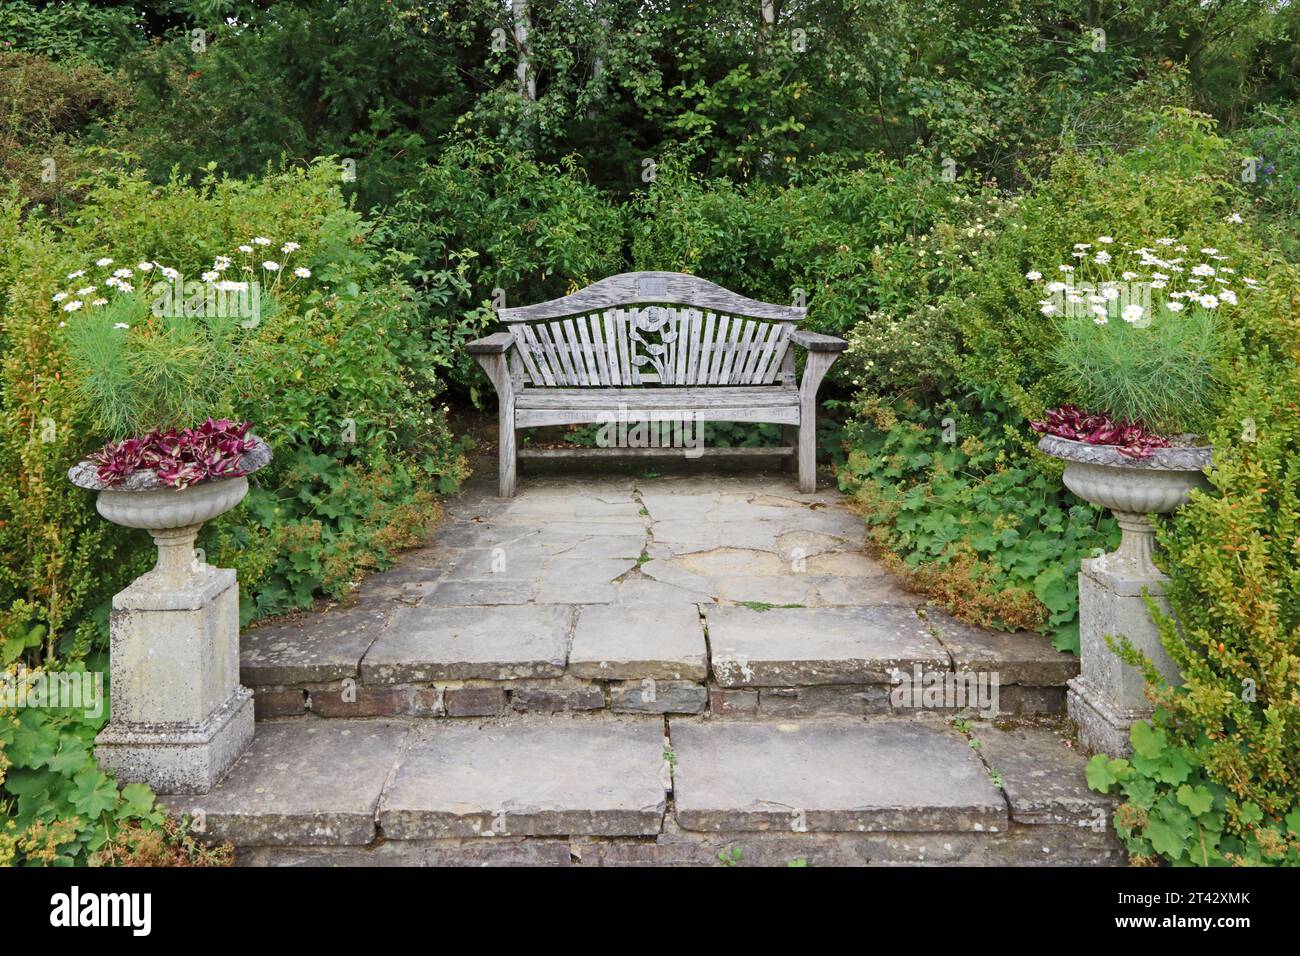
[1038,435,1211,756]
[70,439,270,793]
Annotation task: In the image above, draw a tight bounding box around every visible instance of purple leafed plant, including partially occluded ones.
[1030,405,1170,460]
[91,419,258,488]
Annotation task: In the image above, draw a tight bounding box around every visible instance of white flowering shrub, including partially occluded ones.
[1033,235,1256,435]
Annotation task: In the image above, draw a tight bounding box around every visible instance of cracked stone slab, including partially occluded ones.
[638,492,721,522]
[672,547,789,577]
[650,520,787,553]
[378,716,667,838]
[159,719,409,845]
[924,609,1079,686]
[533,557,638,603]
[714,575,816,606]
[806,574,922,606]
[614,577,717,605]
[670,718,1006,833]
[706,605,949,686]
[361,605,574,683]
[568,604,707,680]
[241,606,387,686]
[973,723,1117,827]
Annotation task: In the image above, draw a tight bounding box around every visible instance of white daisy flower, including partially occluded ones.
[92,298,107,306]
[1199,294,1219,309]
[52,291,68,302]
[1219,290,1238,305]
[281,241,300,253]
[113,323,130,330]
[67,270,85,279]
[1096,236,1114,244]
[1122,304,1144,323]
[137,261,154,271]
[253,237,271,246]
[95,257,113,267]
[76,286,95,295]
[112,268,133,279]
[63,301,82,312]
[238,245,254,253]
[1094,251,1112,264]
[262,261,280,271]
[201,271,220,282]
[293,267,311,278]
[1045,281,1067,293]
[1155,238,1176,246]
[1025,271,1042,281]
[1166,301,1185,312]
[1192,264,1216,277]
[1039,303,1057,315]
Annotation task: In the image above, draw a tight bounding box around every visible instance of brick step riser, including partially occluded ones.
[234,823,1122,867]
[250,678,1067,720]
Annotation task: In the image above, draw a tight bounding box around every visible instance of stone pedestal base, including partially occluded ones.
[1067,678,1144,757]
[96,687,253,794]
[1073,554,1180,756]
[96,564,254,793]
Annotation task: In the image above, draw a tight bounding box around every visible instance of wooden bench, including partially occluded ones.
[468,271,846,497]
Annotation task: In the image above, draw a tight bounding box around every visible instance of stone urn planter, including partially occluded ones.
[68,437,271,794]
[1038,434,1212,756]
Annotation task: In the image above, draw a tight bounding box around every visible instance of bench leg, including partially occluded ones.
[797,422,816,493]
[498,409,517,498]
[796,351,837,494]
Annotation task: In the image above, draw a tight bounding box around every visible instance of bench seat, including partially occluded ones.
[514,386,800,427]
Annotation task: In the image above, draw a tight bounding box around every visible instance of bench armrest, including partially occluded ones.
[791,330,847,353]
[467,332,516,354]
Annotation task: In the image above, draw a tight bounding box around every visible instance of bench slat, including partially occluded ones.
[602,310,621,386]
[531,322,564,386]
[587,314,611,385]
[509,323,546,386]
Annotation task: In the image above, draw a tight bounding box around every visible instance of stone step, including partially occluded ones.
[160,713,1122,866]
[240,601,1077,721]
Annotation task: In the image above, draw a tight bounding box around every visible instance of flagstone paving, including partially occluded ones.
[167,468,1119,865]
[239,472,1076,721]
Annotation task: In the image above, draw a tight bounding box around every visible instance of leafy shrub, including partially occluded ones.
[0,2,144,67]
[380,136,626,394]
[0,52,131,211]
[839,396,1117,652]
[1087,268,1300,866]
[1,158,467,654]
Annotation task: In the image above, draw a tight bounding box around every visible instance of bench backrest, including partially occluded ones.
[498,272,804,387]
